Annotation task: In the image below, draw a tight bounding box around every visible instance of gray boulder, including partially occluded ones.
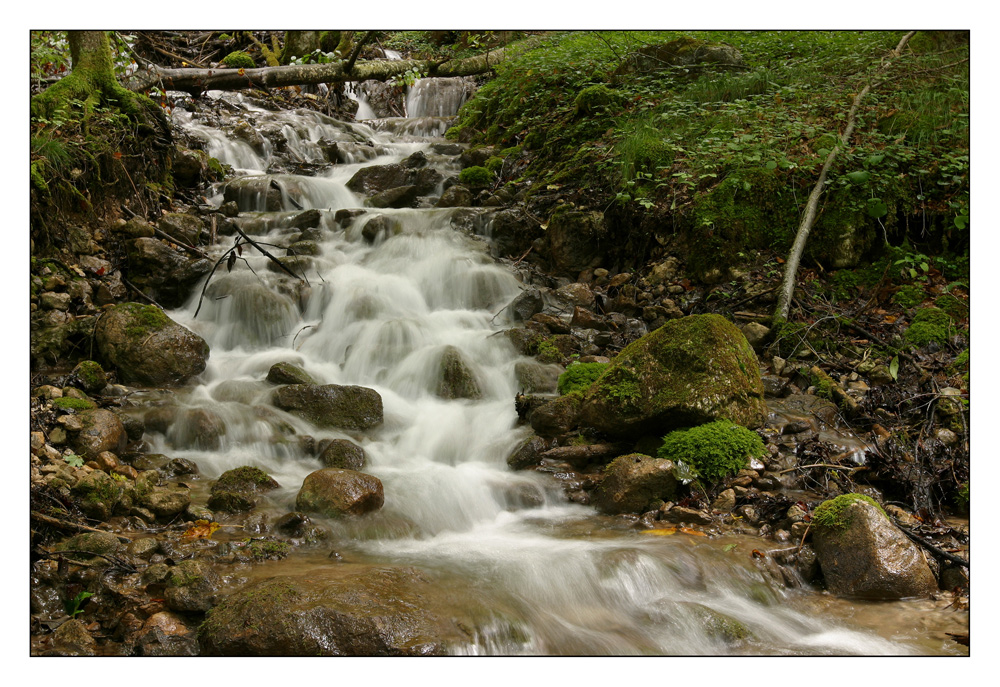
[318,439,367,470]
[124,238,212,308]
[436,346,481,400]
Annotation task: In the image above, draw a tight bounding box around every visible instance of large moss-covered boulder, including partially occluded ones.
[811,494,938,599]
[592,453,678,515]
[199,566,497,655]
[95,303,209,387]
[580,315,766,438]
[272,384,383,430]
[296,468,384,518]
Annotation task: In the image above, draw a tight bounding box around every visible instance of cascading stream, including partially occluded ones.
[157,86,957,655]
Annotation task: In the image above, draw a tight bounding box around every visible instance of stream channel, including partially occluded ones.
[155,79,966,656]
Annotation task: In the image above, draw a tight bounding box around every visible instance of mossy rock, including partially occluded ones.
[52,396,98,411]
[812,493,885,529]
[266,362,318,386]
[272,384,384,431]
[436,346,482,400]
[95,303,209,387]
[208,466,279,513]
[68,360,107,394]
[580,314,766,438]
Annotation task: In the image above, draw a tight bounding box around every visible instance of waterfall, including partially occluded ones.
[162,84,937,656]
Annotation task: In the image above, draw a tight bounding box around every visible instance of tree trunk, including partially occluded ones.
[131,34,547,95]
[773,31,916,322]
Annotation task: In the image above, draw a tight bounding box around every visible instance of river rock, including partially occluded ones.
[506,434,549,470]
[436,346,482,399]
[199,566,490,655]
[95,302,209,386]
[137,611,200,656]
[296,468,384,517]
[346,163,411,195]
[514,360,562,394]
[70,409,127,457]
[368,184,420,209]
[158,212,204,246]
[318,439,367,470]
[508,288,544,322]
[273,384,384,430]
[164,559,221,613]
[812,496,938,599]
[486,208,542,259]
[528,394,582,437]
[436,185,473,208]
[592,454,678,515]
[68,360,107,394]
[580,314,766,438]
[208,466,280,513]
[266,361,318,385]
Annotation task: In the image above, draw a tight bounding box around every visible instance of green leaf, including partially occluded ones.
[722,543,738,552]
[846,171,871,184]
[889,356,899,381]
[64,455,84,468]
[866,154,885,166]
[920,262,929,273]
[954,215,969,230]
[765,160,778,170]
[866,198,888,218]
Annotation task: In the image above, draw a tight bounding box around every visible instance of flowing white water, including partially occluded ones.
[159,89,960,656]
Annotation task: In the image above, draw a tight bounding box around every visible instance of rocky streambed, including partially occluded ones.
[30,79,968,656]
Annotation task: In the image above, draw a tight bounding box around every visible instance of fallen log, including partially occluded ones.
[130,35,547,95]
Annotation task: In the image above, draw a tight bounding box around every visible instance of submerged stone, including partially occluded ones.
[296,468,384,518]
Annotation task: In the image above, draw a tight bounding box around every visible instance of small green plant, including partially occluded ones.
[64,454,84,468]
[458,165,494,187]
[656,420,766,483]
[557,362,608,395]
[812,493,886,529]
[956,481,969,506]
[221,51,255,69]
[65,590,93,617]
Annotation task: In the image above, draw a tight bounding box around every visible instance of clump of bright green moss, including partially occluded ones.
[812,493,886,530]
[52,396,97,411]
[557,362,608,395]
[656,419,765,482]
[214,466,279,492]
[904,307,953,347]
[221,51,255,69]
[893,284,926,308]
[458,165,494,187]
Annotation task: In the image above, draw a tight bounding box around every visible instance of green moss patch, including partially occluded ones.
[812,493,886,529]
[904,307,953,347]
[557,362,608,395]
[656,419,765,482]
[458,165,494,187]
[221,51,256,69]
[52,396,98,411]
